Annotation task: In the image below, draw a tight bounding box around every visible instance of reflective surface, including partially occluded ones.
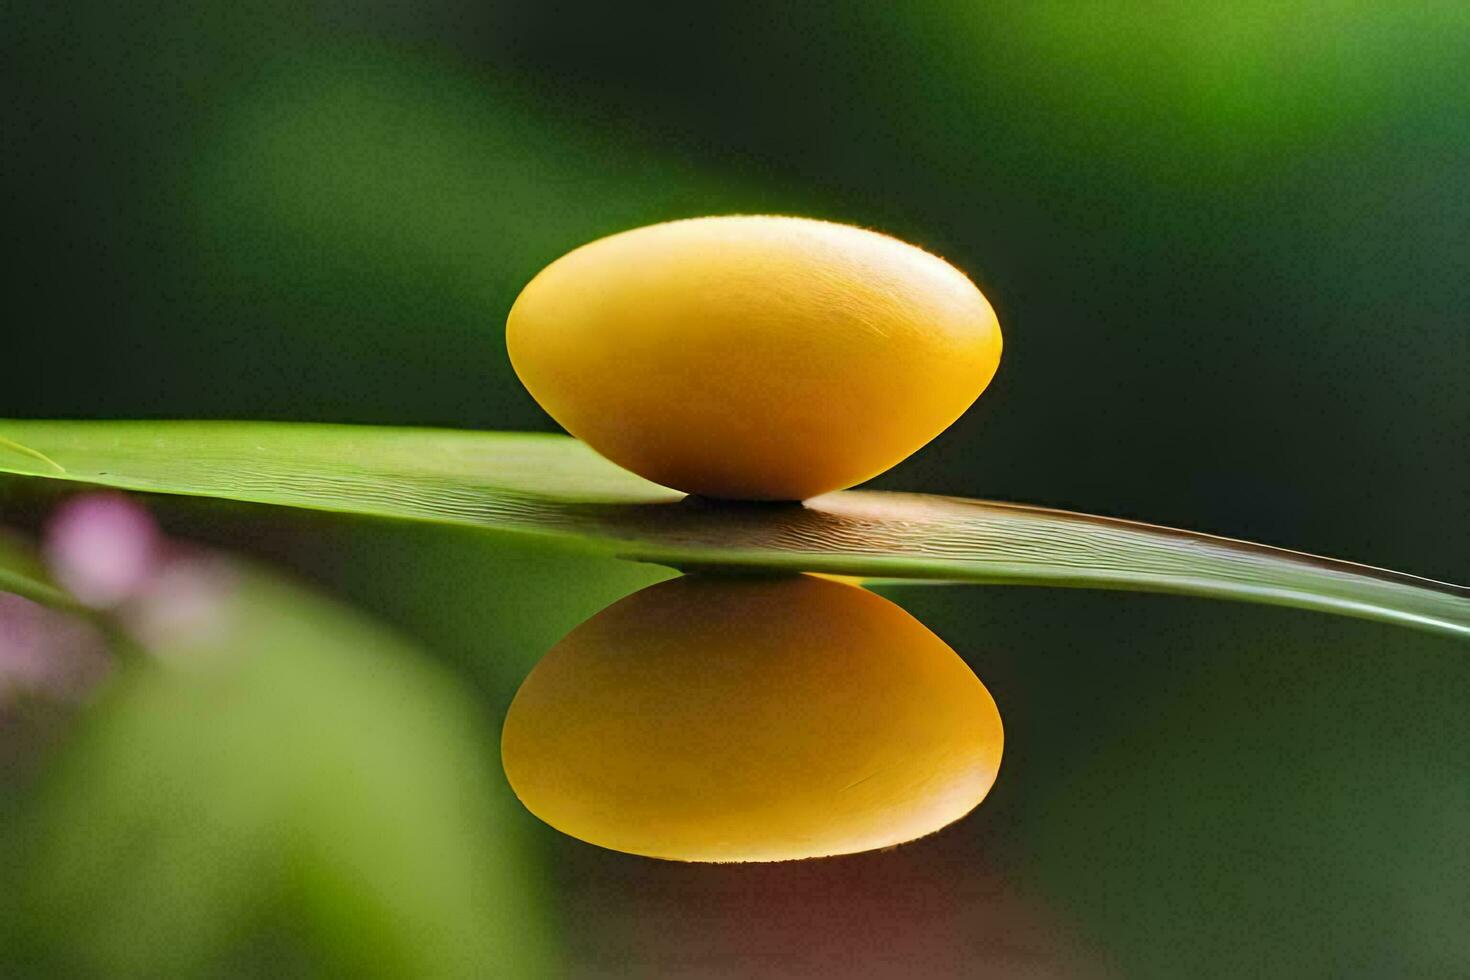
[502,574,1003,861]
[5,505,1470,976]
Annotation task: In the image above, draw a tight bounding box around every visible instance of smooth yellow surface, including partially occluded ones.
[501,574,1003,862]
[507,215,1002,500]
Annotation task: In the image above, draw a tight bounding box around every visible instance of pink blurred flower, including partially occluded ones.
[0,592,112,705]
[43,493,161,608]
[124,553,239,655]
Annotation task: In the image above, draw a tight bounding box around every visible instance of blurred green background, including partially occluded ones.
[3,2,1468,977]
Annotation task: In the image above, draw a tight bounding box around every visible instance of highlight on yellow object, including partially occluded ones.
[501,574,1004,863]
[507,215,1002,501]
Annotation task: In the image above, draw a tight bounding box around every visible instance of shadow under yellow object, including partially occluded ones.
[501,574,1003,862]
[507,215,1002,500]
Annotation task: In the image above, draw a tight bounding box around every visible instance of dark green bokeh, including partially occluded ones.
[4,2,1468,976]
[6,0,1464,579]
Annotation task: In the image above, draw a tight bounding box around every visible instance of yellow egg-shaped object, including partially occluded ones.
[507,215,1002,500]
[501,574,1003,862]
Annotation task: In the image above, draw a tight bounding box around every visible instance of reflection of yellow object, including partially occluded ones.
[501,574,1003,862]
[507,216,1002,501]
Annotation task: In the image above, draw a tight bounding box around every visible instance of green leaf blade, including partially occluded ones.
[0,534,78,611]
[2,420,1465,639]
